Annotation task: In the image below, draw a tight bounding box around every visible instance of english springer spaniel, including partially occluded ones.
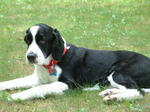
[0,24,150,102]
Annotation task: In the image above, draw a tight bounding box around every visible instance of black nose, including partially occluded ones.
[27,52,37,63]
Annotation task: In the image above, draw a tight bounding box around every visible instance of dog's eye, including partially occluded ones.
[39,40,45,44]
[36,34,45,44]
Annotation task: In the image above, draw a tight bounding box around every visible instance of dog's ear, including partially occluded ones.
[24,29,29,41]
[24,28,31,46]
[52,29,64,60]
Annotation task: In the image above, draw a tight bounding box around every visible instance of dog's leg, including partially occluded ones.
[11,81,68,100]
[100,72,143,102]
[103,89,143,102]
[0,75,39,91]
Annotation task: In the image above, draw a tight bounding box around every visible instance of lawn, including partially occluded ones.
[0,0,150,111]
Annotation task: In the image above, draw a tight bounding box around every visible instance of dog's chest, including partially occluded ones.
[35,65,62,84]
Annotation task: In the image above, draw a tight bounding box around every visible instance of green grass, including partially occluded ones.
[0,0,150,111]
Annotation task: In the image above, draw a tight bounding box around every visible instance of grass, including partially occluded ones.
[0,0,150,111]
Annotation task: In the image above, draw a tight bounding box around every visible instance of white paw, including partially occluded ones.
[99,90,113,97]
[10,93,23,101]
[10,91,46,101]
[99,88,123,97]
[103,95,122,102]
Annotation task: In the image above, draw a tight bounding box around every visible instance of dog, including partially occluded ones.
[0,23,150,102]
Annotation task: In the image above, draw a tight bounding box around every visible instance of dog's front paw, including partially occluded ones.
[10,93,24,101]
[10,91,45,101]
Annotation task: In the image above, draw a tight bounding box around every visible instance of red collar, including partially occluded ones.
[43,48,69,75]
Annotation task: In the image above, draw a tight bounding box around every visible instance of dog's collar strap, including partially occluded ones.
[43,60,58,74]
[43,47,69,75]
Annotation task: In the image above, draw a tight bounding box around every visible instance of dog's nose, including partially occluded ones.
[27,52,37,63]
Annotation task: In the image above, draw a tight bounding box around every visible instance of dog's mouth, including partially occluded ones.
[28,60,37,64]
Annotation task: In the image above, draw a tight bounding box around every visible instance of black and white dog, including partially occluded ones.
[0,24,150,101]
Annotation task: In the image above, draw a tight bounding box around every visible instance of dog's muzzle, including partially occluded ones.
[27,52,37,64]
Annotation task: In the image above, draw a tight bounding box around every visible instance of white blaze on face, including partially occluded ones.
[26,26,50,65]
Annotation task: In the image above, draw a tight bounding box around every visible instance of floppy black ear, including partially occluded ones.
[24,28,29,41]
[52,29,64,60]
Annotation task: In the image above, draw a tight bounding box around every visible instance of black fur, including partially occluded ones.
[58,45,150,90]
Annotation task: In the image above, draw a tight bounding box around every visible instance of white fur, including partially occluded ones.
[99,88,124,97]
[61,36,67,48]
[100,88,143,102]
[55,65,62,78]
[99,72,143,102]
[142,88,150,93]
[107,72,126,90]
[62,36,70,50]
[34,64,62,84]
[11,81,68,100]
[0,61,64,100]
[83,83,100,91]
[0,75,39,91]
[0,64,64,100]
[102,89,143,102]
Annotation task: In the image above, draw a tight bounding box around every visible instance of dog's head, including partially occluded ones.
[24,24,66,65]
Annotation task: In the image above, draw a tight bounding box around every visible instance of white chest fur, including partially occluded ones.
[34,65,62,84]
